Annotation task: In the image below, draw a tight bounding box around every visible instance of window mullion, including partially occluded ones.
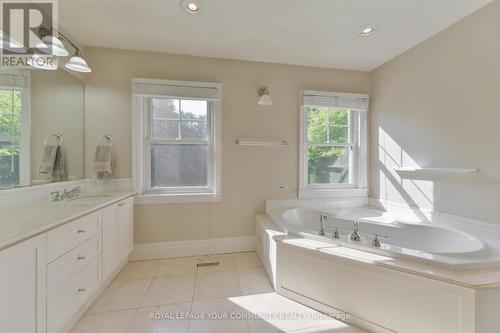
[178,99,182,140]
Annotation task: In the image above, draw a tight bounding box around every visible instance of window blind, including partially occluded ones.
[302,90,368,111]
[0,73,27,89]
[133,81,220,101]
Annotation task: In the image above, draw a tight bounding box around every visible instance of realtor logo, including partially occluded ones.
[0,0,58,68]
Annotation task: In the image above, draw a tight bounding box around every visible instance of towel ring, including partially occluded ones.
[44,133,63,146]
[96,134,113,147]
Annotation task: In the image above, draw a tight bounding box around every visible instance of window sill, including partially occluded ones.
[134,192,221,205]
[298,188,368,199]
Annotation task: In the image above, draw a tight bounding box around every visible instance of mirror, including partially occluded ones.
[0,68,84,190]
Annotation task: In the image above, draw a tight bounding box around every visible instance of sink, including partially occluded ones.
[70,194,113,201]
[65,194,113,208]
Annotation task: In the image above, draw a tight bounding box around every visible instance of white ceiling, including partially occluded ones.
[59,0,493,71]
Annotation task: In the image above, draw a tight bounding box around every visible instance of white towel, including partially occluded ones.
[95,145,113,179]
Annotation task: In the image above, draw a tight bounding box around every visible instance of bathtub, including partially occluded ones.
[258,204,500,332]
[267,207,500,270]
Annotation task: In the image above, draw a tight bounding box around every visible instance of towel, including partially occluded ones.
[52,146,66,181]
[38,144,58,174]
[38,144,66,181]
[95,145,113,179]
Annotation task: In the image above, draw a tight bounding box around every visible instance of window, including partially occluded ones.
[132,79,221,204]
[299,90,368,198]
[0,71,29,190]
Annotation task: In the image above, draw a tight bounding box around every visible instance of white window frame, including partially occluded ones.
[0,70,31,188]
[132,78,221,204]
[299,90,368,199]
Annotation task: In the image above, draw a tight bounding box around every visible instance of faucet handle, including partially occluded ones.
[371,233,388,248]
[50,191,61,201]
[332,227,340,239]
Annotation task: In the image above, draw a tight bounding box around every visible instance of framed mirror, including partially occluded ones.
[0,68,84,190]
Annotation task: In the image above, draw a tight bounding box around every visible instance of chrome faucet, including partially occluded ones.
[319,212,328,236]
[371,234,388,248]
[50,191,62,202]
[51,186,81,201]
[349,219,361,241]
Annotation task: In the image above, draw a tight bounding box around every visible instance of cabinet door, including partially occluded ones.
[102,205,119,281]
[0,234,46,333]
[117,198,133,262]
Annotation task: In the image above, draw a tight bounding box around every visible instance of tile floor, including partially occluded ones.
[70,252,367,333]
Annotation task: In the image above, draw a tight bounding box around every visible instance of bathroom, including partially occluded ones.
[0,0,499,332]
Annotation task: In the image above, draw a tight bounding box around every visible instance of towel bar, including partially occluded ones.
[236,139,288,147]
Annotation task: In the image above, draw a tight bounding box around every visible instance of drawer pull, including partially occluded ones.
[77,256,86,261]
[77,229,86,234]
[77,288,86,293]
[118,202,126,207]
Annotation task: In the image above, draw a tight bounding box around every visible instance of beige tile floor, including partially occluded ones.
[70,252,367,333]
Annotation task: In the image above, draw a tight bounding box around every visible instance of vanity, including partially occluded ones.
[0,63,133,333]
[0,191,135,333]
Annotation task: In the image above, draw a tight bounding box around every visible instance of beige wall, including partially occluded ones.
[83,48,369,243]
[370,1,500,223]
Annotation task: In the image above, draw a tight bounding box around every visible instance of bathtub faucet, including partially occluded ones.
[319,212,328,236]
[349,219,361,241]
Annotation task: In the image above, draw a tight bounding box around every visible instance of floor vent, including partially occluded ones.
[196,261,220,268]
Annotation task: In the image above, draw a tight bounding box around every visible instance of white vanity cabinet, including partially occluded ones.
[102,204,119,281]
[0,234,47,333]
[0,194,134,333]
[46,211,102,333]
[117,198,133,262]
[102,197,133,281]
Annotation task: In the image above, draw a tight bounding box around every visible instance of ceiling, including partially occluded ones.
[59,0,493,71]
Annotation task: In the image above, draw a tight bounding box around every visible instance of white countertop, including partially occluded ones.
[0,191,135,250]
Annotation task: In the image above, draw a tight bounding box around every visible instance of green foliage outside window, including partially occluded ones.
[0,90,22,189]
[307,107,350,184]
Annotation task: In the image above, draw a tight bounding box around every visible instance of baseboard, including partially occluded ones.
[129,236,256,261]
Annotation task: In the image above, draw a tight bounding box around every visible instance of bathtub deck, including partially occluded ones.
[277,235,500,289]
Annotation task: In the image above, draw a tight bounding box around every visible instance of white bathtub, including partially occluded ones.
[258,204,500,332]
[268,207,500,269]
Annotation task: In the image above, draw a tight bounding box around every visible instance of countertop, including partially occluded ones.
[0,191,135,251]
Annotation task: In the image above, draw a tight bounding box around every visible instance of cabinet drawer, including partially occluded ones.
[47,234,101,289]
[47,211,100,263]
[47,256,101,333]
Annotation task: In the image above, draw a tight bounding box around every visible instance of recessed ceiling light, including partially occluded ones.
[181,0,201,14]
[360,26,376,36]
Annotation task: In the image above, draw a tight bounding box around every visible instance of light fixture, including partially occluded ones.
[36,35,69,56]
[257,87,273,106]
[0,32,26,53]
[181,0,201,14]
[29,54,58,70]
[65,52,92,73]
[360,25,376,36]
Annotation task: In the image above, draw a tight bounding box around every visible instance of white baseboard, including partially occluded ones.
[129,236,256,261]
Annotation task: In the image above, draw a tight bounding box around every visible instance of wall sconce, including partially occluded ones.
[257,87,273,106]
